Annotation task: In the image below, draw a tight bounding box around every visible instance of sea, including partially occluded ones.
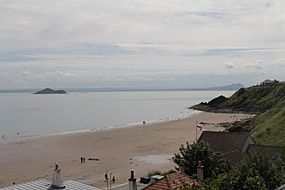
[0,91,234,139]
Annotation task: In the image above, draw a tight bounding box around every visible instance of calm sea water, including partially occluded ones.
[0,91,234,138]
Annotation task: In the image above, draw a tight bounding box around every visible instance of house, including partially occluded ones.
[0,164,102,190]
[247,144,284,161]
[198,131,254,164]
[0,179,102,190]
[142,172,198,190]
[198,131,285,164]
[112,170,197,190]
[260,79,279,86]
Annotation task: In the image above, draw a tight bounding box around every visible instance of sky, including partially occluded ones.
[0,0,285,89]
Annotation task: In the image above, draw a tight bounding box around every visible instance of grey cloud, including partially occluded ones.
[186,11,225,19]
[254,65,263,70]
[244,60,264,70]
[255,60,264,70]
[225,62,235,69]
[20,70,31,77]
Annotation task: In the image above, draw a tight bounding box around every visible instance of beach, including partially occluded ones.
[0,112,250,188]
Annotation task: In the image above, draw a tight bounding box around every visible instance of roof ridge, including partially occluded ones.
[249,144,284,148]
[202,131,250,134]
[141,175,167,190]
[165,174,173,189]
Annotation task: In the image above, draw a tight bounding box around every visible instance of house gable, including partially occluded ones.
[198,131,254,163]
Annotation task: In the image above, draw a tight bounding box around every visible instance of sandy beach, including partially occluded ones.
[0,112,251,188]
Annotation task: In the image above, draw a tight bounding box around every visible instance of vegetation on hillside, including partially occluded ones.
[191,82,285,146]
[252,99,285,145]
[192,82,285,113]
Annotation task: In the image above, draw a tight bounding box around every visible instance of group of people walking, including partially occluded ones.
[105,173,116,183]
[80,157,86,163]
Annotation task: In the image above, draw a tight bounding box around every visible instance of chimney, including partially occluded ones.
[197,161,204,181]
[129,169,137,190]
[178,165,185,173]
[49,164,65,189]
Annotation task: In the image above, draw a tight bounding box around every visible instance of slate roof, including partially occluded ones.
[142,172,197,190]
[247,144,284,160]
[0,179,102,190]
[198,131,253,163]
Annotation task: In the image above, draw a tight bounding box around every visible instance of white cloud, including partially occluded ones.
[20,70,31,77]
[254,60,264,70]
[53,71,77,77]
[244,60,264,70]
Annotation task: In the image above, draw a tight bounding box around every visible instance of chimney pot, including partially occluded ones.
[197,161,204,181]
[129,170,137,190]
[131,170,134,179]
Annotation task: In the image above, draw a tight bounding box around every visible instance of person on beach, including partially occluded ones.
[105,173,108,181]
[112,176,116,183]
[2,134,4,139]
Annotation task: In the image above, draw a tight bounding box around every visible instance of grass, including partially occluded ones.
[252,100,285,146]
[193,82,285,146]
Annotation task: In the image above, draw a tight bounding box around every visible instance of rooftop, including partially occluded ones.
[142,172,197,190]
[0,179,102,190]
[198,131,253,163]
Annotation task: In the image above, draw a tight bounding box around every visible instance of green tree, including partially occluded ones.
[243,175,267,190]
[208,154,285,190]
[173,141,229,178]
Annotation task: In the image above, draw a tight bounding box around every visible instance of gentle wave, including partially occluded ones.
[0,109,202,144]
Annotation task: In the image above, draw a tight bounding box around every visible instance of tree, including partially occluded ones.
[173,141,229,179]
[208,154,285,190]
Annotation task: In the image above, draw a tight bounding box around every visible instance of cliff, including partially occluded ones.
[192,82,285,146]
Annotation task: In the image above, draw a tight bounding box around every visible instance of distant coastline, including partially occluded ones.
[0,83,243,93]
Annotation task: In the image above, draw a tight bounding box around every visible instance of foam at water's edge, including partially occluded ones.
[0,110,202,144]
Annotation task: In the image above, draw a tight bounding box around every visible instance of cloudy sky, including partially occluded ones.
[0,0,285,89]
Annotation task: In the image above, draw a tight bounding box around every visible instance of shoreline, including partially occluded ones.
[0,112,252,188]
[0,110,202,144]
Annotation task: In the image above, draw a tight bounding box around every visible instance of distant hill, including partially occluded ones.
[192,80,285,146]
[190,83,244,91]
[34,88,67,94]
[0,83,243,93]
[61,83,244,92]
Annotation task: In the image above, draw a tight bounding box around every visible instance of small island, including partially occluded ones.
[34,88,67,94]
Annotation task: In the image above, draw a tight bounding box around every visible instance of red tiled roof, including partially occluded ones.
[142,172,197,190]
